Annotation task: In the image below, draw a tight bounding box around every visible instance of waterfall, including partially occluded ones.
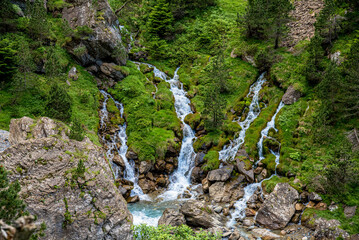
[227,101,285,227]
[219,73,266,162]
[99,90,149,200]
[134,63,196,201]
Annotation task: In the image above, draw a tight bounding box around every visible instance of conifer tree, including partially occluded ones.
[46,84,72,122]
[0,166,26,223]
[0,38,17,83]
[26,0,49,41]
[147,0,173,38]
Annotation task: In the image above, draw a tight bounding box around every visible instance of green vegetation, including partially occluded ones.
[0,165,26,223]
[133,224,221,240]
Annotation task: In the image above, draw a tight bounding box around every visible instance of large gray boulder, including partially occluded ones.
[180,200,222,229]
[255,183,299,229]
[209,176,245,203]
[313,218,350,239]
[1,117,132,240]
[236,160,254,182]
[207,165,233,182]
[282,85,301,105]
[158,209,185,227]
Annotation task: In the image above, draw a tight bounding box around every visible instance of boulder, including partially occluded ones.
[236,149,249,159]
[139,161,152,174]
[126,195,139,203]
[138,179,156,193]
[113,154,125,168]
[344,206,357,218]
[165,163,174,174]
[154,159,166,172]
[126,150,138,160]
[282,85,301,105]
[207,165,233,182]
[236,160,254,182]
[180,200,222,229]
[309,192,322,202]
[202,178,210,193]
[256,183,299,229]
[68,67,78,81]
[62,0,127,67]
[158,209,186,227]
[314,218,350,239]
[251,228,281,240]
[209,176,245,203]
[191,166,206,183]
[1,118,132,240]
[195,152,206,166]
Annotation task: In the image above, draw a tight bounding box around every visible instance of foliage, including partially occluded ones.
[69,120,84,141]
[26,0,50,41]
[147,0,173,38]
[0,37,17,82]
[0,165,26,223]
[46,83,72,122]
[133,224,221,240]
[202,150,220,171]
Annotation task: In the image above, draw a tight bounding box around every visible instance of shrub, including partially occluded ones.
[46,83,72,122]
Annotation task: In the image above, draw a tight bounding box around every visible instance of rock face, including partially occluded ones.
[1,117,132,240]
[207,165,233,182]
[158,208,186,227]
[61,0,128,88]
[180,200,222,229]
[282,85,301,105]
[256,183,299,230]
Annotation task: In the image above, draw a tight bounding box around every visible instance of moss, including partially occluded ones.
[202,150,220,171]
[184,112,201,130]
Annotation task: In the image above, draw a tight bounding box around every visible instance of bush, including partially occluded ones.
[133,224,221,240]
[46,83,72,122]
[69,120,84,141]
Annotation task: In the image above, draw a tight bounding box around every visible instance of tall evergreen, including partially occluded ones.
[26,0,50,41]
[46,84,72,122]
[0,166,26,223]
[147,0,173,38]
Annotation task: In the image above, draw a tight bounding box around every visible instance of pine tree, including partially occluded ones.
[46,84,72,122]
[147,0,173,38]
[242,0,268,38]
[0,38,17,83]
[0,165,26,223]
[16,39,36,90]
[26,0,50,41]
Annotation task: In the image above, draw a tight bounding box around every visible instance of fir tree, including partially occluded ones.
[0,165,26,223]
[46,84,72,122]
[0,38,17,83]
[26,0,50,41]
[147,0,173,38]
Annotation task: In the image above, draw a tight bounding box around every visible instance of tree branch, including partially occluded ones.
[115,0,132,15]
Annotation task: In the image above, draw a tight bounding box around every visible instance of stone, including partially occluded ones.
[236,160,254,182]
[214,206,223,213]
[126,195,139,203]
[155,159,166,172]
[243,219,253,227]
[195,152,206,166]
[202,178,210,193]
[306,201,316,208]
[291,213,301,224]
[245,208,256,217]
[314,218,350,240]
[282,85,301,105]
[223,208,230,216]
[229,230,241,240]
[256,183,299,230]
[251,228,281,240]
[314,202,327,211]
[156,176,168,187]
[165,163,174,174]
[139,161,152,174]
[1,118,132,240]
[113,154,125,168]
[68,67,78,80]
[126,150,138,160]
[191,166,206,183]
[207,165,233,182]
[344,206,357,218]
[158,209,186,227]
[138,179,156,194]
[236,149,249,159]
[208,177,244,203]
[180,200,222,229]
[295,203,304,211]
[309,192,322,202]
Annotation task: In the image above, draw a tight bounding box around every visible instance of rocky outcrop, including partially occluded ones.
[256,183,299,230]
[283,0,324,48]
[158,208,186,227]
[180,200,223,229]
[1,117,132,240]
[60,0,128,88]
[282,85,301,105]
[0,216,37,240]
[313,218,350,239]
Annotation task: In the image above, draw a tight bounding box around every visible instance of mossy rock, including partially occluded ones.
[221,120,242,136]
[201,150,220,171]
[184,113,201,130]
[139,65,154,74]
[263,138,280,153]
[106,98,120,115]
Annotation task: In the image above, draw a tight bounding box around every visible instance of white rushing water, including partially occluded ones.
[227,101,285,227]
[100,90,149,200]
[136,64,196,201]
[219,74,266,162]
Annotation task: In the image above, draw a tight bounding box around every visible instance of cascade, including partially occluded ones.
[219,74,266,162]
[227,101,285,227]
[99,90,149,200]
